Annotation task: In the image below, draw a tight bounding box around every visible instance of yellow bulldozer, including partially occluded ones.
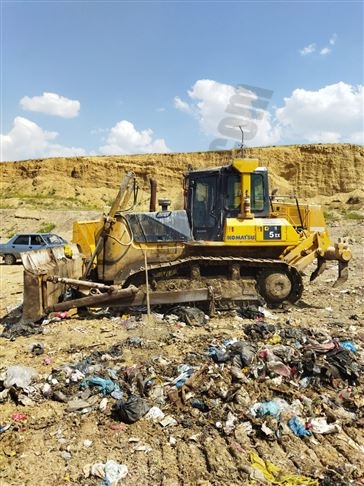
[20,156,351,322]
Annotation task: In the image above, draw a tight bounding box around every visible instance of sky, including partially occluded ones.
[1,0,363,161]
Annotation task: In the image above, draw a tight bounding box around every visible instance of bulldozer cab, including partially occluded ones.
[185,164,270,241]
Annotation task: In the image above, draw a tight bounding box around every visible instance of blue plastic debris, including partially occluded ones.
[190,398,209,412]
[288,416,312,438]
[252,400,282,419]
[340,341,357,353]
[207,347,231,363]
[80,376,118,396]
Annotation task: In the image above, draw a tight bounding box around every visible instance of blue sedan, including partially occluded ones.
[0,233,68,265]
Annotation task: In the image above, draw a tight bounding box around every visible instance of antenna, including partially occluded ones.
[239,126,245,158]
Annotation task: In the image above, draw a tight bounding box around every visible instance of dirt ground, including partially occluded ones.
[0,221,363,486]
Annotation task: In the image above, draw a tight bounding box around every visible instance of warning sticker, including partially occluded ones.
[263,225,281,240]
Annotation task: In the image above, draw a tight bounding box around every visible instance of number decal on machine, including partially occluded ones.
[263,225,281,240]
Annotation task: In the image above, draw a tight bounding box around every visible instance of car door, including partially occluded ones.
[30,235,46,250]
[11,235,31,256]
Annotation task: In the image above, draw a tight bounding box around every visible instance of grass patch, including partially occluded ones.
[1,225,17,239]
[345,211,363,220]
[38,222,56,232]
[1,195,101,210]
[323,210,340,222]
[324,208,363,222]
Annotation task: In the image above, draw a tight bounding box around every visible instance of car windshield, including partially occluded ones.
[45,235,64,244]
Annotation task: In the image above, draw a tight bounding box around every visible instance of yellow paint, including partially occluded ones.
[223,217,301,246]
[72,220,102,257]
[232,158,259,173]
[232,159,259,218]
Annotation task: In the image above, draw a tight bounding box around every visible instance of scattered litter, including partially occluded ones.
[0,298,362,483]
[159,415,177,427]
[112,394,150,423]
[60,451,72,461]
[248,450,318,485]
[80,376,118,395]
[308,417,340,434]
[67,399,92,412]
[3,366,38,389]
[11,412,27,422]
[99,397,108,411]
[288,416,312,438]
[164,306,207,326]
[30,343,44,355]
[85,460,128,485]
[0,424,11,433]
[145,406,165,421]
[250,400,285,419]
[340,341,357,353]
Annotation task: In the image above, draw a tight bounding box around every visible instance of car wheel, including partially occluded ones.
[4,254,16,265]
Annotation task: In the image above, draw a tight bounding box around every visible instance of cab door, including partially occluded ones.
[190,173,222,241]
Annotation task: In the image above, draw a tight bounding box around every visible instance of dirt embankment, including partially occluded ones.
[1,144,363,211]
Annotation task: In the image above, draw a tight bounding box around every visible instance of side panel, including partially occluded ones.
[72,220,103,257]
[224,217,301,247]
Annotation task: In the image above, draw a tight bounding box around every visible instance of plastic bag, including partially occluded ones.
[80,376,117,395]
[4,365,38,389]
[288,416,312,438]
[112,394,150,423]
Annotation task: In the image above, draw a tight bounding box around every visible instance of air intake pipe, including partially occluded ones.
[149,177,157,212]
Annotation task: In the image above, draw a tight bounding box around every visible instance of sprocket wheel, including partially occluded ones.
[257,267,303,305]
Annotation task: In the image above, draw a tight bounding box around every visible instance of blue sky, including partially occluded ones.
[1,1,363,161]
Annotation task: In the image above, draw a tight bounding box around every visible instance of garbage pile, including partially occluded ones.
[0,305,363,484]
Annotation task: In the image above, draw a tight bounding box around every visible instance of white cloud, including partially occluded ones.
[99,120,170,155]
[299,43,316,56]
[329,33,337,45]
[176,79,363,147]
[0,116,86,161]
[301,34,337,57]
[320,47,331,56]
[186,80,235,135]
[174,96,193,114]
[20,92,80,118]
[276,82,363,143]
[320,34,337,56]
[174,79,280,146]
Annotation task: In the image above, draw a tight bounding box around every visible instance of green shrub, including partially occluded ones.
[38,222,56,232]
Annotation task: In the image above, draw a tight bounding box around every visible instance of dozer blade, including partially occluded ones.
[21,245,84,323]
[333,260,349,288]
[310,256,327,282]
[44,287,212,313]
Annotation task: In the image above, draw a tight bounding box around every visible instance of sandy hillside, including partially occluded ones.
[1,144,363,210]
[1,144,363,240]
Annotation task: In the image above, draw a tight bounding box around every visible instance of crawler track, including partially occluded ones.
[124,256,304,306]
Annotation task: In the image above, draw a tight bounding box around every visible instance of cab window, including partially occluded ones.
[193,176,217,228]
[225,173,241,210]
[251,173,264,211]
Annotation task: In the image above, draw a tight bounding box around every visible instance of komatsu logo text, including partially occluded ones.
[226,235,255,241]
